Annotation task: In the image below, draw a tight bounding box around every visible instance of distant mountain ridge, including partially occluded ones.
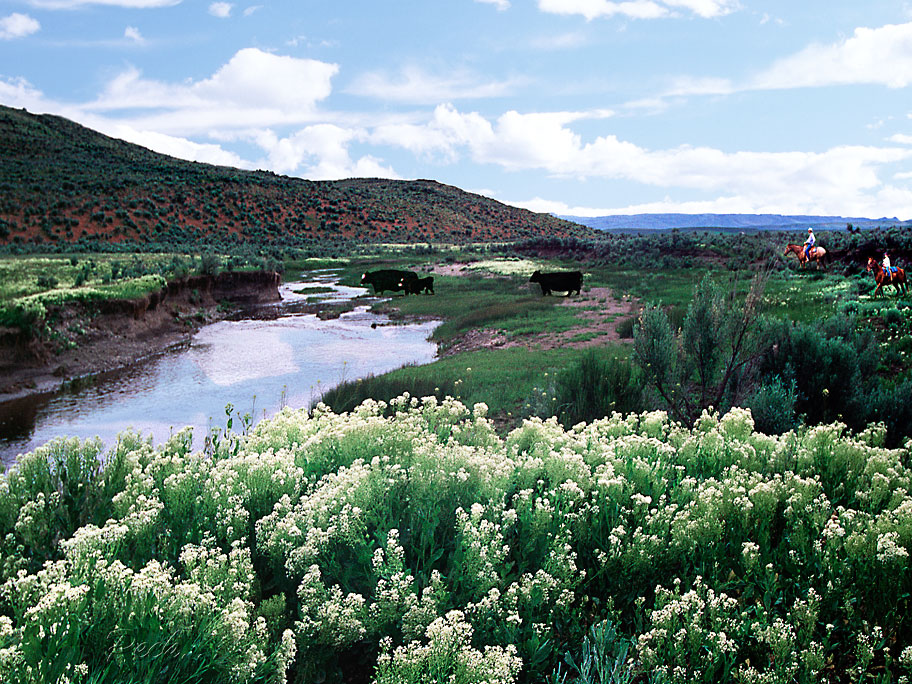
[559,213,912,232]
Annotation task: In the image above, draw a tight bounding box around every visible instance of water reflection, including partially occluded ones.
[0,272,438,466]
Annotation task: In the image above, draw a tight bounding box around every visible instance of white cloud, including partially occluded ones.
[27,0,179,8]
[123,26,144,43]
[375,104,912,216]
[891,134,912,145]
[257,125,398,179]
[476,0,510,10]
[634,21,912,111]
[208,2,232,18]
[751,22,912,90]
[196,49,336,110]
[537,0,737,21]
[243,5,261,16]
[105,124,249,167]
[82,48,338,133]
[538,0,667,21]
[511,195,756,216]
[348,66,521,103]
[0,13,40,39]
[0,76,48,108]
[662,0,739,18]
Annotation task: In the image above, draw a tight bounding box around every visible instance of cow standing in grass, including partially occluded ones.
[529,270,583,296]
[399,275,434,295]
[360,269,418,295]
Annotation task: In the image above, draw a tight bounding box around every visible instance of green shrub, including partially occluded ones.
[748,376,798,435]
[36,274,57,289]
[883,308,903,328]
[2,401,912,682]
[554,349,645,426]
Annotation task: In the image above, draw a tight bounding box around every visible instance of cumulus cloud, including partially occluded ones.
[196,48,336,110]
[348,66,521,103]
[751,22,912,90]
[83,48,339,134]
[537,0,738,21]
[208,2,232,18]
[374,103,912,216]
[255,125,398,179]
[370,104,614,165]
[0,13,40,39]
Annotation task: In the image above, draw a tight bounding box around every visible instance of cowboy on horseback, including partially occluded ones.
[883,251,891,270]
[804,228,815,262]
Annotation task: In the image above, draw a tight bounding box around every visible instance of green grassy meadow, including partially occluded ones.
[3,240,912,683]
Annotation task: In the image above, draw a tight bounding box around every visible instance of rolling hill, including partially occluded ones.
[0,105,594,249]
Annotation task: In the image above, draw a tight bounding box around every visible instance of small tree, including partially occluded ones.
[633,272,768,425]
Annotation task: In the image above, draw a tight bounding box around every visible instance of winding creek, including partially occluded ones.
[0,270,439,467]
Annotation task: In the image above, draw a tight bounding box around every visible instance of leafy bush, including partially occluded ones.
[748,376,798,435]
[2,401,912,682]
[633,274,767,425]
[554,349,645,426]
[36,274,57,289]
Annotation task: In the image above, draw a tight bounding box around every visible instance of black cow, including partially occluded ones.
[361,269,418,295]
[529,270,583,296]
[399,275,434,295]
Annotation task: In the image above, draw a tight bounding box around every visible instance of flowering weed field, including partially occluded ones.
[1,397,911,683]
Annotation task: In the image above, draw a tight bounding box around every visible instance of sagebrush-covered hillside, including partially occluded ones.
[0,105,593,248]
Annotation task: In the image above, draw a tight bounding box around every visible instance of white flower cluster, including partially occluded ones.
[2,397,912,682]
[374,609,522,684]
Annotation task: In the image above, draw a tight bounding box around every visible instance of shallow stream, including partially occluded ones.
[0,271,438,466]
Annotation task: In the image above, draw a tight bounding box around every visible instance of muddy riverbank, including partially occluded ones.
[0,270,281,402]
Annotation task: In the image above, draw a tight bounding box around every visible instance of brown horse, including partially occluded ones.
[784,243,827,269]
[866,257,907,297]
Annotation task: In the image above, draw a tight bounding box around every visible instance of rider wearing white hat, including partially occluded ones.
[804,227,815,261]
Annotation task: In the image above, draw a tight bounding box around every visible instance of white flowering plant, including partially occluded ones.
[1,398,911,683]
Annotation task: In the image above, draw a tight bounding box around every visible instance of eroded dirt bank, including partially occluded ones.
[0,270,281,401]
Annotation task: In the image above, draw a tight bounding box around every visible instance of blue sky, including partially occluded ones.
[2,0,912,219]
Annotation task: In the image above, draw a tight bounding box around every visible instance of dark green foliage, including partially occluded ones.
[748,376,798,434]
[633,274,767,424]
[36,274,57,289]
[756,315,878,427]
[550,620,635,684]
[555,349,645,426]
[859,378,912,448]
[198,251,220,277]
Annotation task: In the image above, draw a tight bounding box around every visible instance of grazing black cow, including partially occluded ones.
[399,275,435,295]
[529,270,583,296]
[360,269,418,295]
